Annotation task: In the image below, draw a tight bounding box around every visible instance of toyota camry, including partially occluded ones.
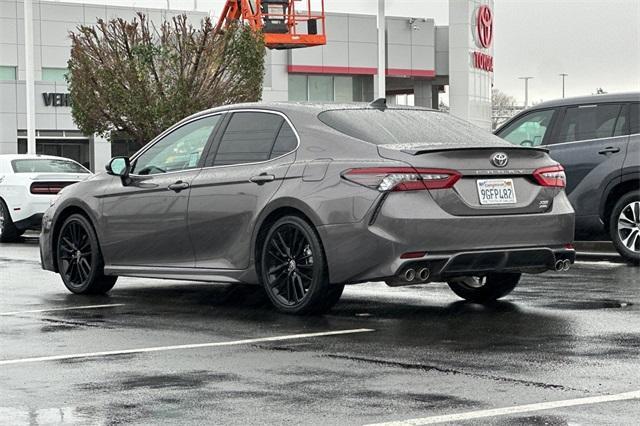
[40,101,576,314]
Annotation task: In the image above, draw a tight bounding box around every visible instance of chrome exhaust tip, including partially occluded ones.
[555,260,564,271]
[404,268,416,282]
[562,259,571,271]
[418,268,430,281]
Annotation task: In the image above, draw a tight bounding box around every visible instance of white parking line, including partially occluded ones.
[0,328,374,366]
[367,390,640,425]
[0,303,126,316]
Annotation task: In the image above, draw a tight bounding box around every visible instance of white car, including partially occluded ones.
[0,154,91,242]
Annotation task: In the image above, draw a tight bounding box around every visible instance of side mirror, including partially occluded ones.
[106,157,131,182]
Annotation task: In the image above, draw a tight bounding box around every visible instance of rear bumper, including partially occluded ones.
[14,213,43,231]
[386,247,576,286]
[318,190,575,284]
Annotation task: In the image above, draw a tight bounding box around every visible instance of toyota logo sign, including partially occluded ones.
[491,152,508,168]
[476,5,493,49]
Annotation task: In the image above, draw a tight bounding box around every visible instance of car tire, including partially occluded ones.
[259,215,338,315]
[609,191,640,264]
[0,198,20,243]
[56,214,117,294]
[447,273,521,303]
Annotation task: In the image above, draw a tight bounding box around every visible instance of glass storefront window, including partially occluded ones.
[17,139,90,169]
[288,74,308,101]
[288,74,373,102]
[308,75,333,101]
[334,76,353,102]
[42,68,68,82]
[0,66,17,80]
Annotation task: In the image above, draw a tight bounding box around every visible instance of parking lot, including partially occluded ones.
[1,235,639,425]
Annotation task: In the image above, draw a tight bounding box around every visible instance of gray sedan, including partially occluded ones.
[40,101,576,314]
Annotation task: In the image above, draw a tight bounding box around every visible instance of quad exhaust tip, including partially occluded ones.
[555,259,571,272]
[404,268,416,282]
[418,268,430,281]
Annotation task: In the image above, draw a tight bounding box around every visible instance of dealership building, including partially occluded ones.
[0,0,494,170]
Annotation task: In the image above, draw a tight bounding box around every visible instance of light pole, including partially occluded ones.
[559,73,568,98]
[24,0,36,154]
[518,76,534,108]
[376,0,386,100]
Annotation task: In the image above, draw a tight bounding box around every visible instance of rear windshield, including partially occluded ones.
[11,159,90,174]
[318,108,500,146]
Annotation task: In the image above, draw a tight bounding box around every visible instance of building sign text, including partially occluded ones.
[42,92,71,107]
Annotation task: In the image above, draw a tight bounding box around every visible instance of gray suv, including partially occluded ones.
[496,92,640,263]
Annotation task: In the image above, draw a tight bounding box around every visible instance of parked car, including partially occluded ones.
[495,92,640,263]
[40,102,575,314]
[0,154,91,242]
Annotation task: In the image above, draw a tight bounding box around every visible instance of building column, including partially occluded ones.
[91,134,111,172]
[431,85,440,109]
[413,80,433,108]
[449,0,494,130]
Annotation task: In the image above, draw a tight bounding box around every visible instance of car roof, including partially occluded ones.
[529,91,640,110]
[0,154,80,162]
[187,101,436,122]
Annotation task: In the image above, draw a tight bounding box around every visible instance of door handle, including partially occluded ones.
[168,181,190,192]
[598,147,620,155]
[250,174,276,185]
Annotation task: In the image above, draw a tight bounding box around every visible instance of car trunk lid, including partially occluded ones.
[378,145,561,216]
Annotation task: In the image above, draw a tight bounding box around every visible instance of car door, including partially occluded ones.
[100,114,222,268]
[544,103,629,218]
[188,110,298,270]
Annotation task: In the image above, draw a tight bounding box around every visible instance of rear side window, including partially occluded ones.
[630,103,640,134]
[213,112,297,166]
[555,104,623,143]
[271,123,298,158]
[11,159,89,174]
[318,108,501,147]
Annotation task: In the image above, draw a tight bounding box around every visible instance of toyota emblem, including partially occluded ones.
[491,152,509,168]
[476,5,493,49]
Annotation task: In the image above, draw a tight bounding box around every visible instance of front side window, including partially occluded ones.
[11,159,89,174]
[213,112,292,166]
[555,104,622,143]
[132,115,220,175]
[497,109,555,147]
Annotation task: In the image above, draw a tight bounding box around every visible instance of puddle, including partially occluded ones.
[542,299,633,310]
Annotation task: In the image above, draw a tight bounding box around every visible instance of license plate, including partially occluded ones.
[476,179,517,205]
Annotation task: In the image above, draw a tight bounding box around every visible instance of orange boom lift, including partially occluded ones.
[214,0,326,49]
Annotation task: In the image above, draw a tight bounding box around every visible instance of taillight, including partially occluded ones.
[30,182,75,195]
[533,165,566,188]
[342,167,461,192]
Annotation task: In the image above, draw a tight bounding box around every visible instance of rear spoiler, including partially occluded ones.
[394,145,549,155]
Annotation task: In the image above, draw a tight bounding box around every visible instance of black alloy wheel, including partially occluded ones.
[56,214,117,294]
[0,199,20,243]
[260,216,342,314]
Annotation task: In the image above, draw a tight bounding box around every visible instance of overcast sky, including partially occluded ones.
[58,0,640,104]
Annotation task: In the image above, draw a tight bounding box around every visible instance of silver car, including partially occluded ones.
[40,101,576,314]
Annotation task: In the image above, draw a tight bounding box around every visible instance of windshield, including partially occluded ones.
[11,159,90,174]
[318,108,503,147]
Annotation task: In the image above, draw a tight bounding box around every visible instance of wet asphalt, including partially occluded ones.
[1,236,639,425]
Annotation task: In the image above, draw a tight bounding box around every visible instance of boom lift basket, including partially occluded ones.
[215,0,327,49]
